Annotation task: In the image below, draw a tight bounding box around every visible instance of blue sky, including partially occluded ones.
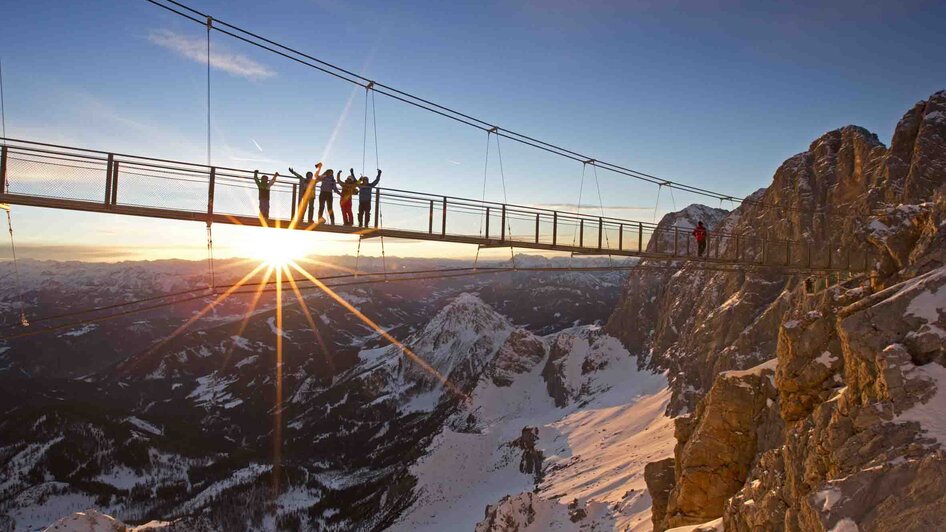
[1,0,944,261]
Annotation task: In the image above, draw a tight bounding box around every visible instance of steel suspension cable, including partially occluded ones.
[0,58,6,144]
[140,0,860,221]
[591,163,613,266]
[494,134,516,268]
[362,86,369,177]
[372,89,380,171]
[4,209,27,326]
[572,163,587,248]
[205,16,216,290]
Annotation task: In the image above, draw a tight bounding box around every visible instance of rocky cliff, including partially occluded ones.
[627,91,946,530]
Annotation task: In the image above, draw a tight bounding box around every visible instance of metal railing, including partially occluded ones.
[0,137,871,272]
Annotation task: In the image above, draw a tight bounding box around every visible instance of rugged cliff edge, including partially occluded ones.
[610,90,946,530]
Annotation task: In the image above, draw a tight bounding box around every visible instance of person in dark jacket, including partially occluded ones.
[253,170,278,219]
[340,169,359,226]
[288,167,316,223]
[357,169,382,228]
[692,221,707,257]
[314,164,340,224]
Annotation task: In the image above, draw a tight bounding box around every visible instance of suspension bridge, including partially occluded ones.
[0,138,869,274]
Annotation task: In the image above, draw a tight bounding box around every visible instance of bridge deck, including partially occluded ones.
[0,138,870,274]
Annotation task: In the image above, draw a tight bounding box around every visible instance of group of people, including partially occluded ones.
[252,163,382,227]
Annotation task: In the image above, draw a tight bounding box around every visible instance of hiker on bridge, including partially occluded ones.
[693,221,707,257]
[314,163,340,225]
[288,167,316,223]
[357,169,382,228]
[253,170,279,219]
[340,169,359,226]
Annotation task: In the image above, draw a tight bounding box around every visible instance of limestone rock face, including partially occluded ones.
[883,90,946,205]
[644,457,676,531]
[488,329,546,387]
[510,426,544,483]
[608,122,890,415]
[662,359,780,529]
[627,90,946,532]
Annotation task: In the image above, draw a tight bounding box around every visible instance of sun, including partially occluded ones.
[237,227,310,266]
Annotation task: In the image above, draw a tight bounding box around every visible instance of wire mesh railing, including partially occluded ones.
[0,137,872,272]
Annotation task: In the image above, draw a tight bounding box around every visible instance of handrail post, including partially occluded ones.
[104,154,114,206]
[207,167,216,222]
[428,199,434,234]
[441,197,447,236]
[485,206,491,239]
[0,145,8,194]
[290,183,297,221]
[579,219,584,247]
[535,213,540,244]
[618,224,623,251]
[501,204,506,241]
[827,247,833,270]
[638,222,643,252]
[374,188,380,228]
[597,217,603,249]
[553,212,558,246]
[110,161,119,206]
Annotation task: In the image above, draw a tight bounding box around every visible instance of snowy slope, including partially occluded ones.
[393,325,672,531]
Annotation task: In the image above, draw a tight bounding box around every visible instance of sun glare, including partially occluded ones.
[238,228,310,266]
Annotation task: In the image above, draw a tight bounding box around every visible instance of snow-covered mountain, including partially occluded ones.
[0,255,639,531]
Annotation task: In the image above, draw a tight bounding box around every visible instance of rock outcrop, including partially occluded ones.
[663,359,781,529]
[644,458,676,531]
[620,90,946,531]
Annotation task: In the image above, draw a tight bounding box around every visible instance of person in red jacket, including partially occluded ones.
[693,221,707,257]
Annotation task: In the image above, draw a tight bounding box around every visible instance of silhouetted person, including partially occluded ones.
[314,163,340,224]
[693,220,707,257]
[288,167,315,223]
[253,170,278,219]
[357,169,382,227]
[340,169,358,226]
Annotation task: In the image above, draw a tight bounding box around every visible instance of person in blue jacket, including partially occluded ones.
[357,169,382,227]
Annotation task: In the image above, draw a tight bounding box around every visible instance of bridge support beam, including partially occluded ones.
[501,204,506,241]
[104,154,114,207]
[597,217,603,249]
[535,213,539,244]
[110,161,119,206]
[428,199,434,234]
[553,212,557,246]
[207,167,216,222]
[374,189,380,228]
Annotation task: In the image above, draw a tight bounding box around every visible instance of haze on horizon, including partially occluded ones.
[1,0,944,262]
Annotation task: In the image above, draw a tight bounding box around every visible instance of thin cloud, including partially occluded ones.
[148,29,275,81]
[532,202,654,213]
